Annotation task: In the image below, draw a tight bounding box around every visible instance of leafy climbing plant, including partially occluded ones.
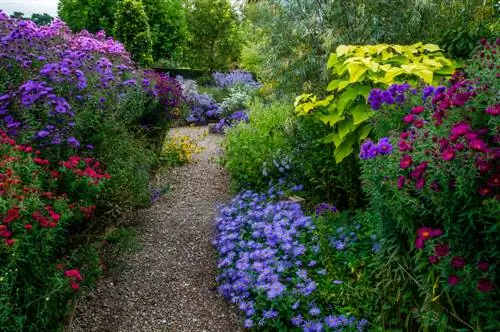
[295,43,456,163]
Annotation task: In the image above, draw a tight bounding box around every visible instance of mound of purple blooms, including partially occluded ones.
[0,12,171,150]
[368,83,448,111]
[213,70,261,89]
[213,110,249,133]
[185,92,221,124]
[315,203,338,216]
[213,189,368,331]
[359,137,393,160]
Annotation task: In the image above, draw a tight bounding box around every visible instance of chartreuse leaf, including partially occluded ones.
[327,54,339,69]
[356,123,372,142]
[382,67,405,84]
[336,45,353,57]
[338,80,351,92]
[334,133,355,163]
[326,79,341,91]
[338,118,354,140]
[347,63,367,83]
[423,44,441,52]
[318,113,345,126]
[351,104,374,125]
[337,87,360,115]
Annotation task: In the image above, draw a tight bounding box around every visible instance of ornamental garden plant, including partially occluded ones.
[0,12,180,330]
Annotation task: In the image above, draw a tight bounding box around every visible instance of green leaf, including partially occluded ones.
[351,104,374,125]
[338,118,354,140]
[334,134,355,163]
[326,79,341,91]
[423,44,441,52]
[318,113,345,126]
[336,45,352,57]
[356,123,372,141]
[327,54,339,69]
[347,63,367,83]
[338,80,351,92]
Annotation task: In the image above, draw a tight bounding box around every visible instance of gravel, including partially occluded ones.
[70,126,241,332]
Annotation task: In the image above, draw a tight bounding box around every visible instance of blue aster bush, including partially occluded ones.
[214,183,376,331]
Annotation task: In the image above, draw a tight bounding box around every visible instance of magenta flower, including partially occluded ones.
[428,255,439,264]
[485,104,499,116]
[397,176,405,190]
[448,275,460,286]
[450,122,470,136]
[469,139,488,152]
[442,149,455,161]
[477,261,489,272]
[477,278,493,292]
[400,155,412,169]
[435,244,450,257]
[403,114,415,123]
[415,237,425,249]
[450,256,466,269]
[411,106,425,114]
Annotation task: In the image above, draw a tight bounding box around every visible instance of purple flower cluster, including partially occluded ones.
[213,70,260,89]
[0,11,166,150]
[213,110,249,133]
[368,84,411,110]
[185,92,221,124]
[359,137,393,160]
[315,203,338,216]
[214,189,366,331]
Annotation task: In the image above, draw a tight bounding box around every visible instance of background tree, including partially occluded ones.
[142,0,188,63]
[114,0,153,66]
[58,0,117,33]
[30,13,54,26]
[184,0,242,70]
[10,11,26,19]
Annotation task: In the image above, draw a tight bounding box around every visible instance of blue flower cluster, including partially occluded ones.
[213,110,249,133]
[185,92,221,125]
[359,137,393,160]
[367,83,411,110]
[213,70,261,89]
[315,203,338,216]
[214,189,368,331]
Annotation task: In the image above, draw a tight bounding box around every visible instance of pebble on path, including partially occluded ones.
[70,126,241,332]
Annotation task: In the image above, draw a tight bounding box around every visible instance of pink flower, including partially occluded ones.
[417,227,433,240]
[450,256,466,269]
[435,244,450,257]
[70,281,80,291]
[485,104,499,116]
[400,155,412,169]
[488,174,500,187]
[477,278,493,292]
[478,186,492,196]
[397,176,405,190]
[415,237,425,249]
[403,114,415,124]
[411,106,425,114]
[469,139,488,152]
[430,228,443,238]
[415,177,425,189]
[428,255,439,264]
[442,149,455,161]
[398,140,411,152]
[448,275,460,286]
[476,159,492,174]
[477,261,489,272]
[400,132,410,139]
[450,122,470,136]
[64,269,83,281]
[414,119,424,128]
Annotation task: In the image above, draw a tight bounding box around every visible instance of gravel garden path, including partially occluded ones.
[70,126,241,332]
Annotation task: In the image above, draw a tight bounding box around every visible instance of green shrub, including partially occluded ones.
[224,100,293,190]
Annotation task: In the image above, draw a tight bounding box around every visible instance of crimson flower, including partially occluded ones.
[478,186,492,196]
[488,174,500,187]
[469,139,488,152]
[435,244,450,257]
[448,275,460,286]
[397,176,405,190]
[442,149,455,161]
[400,155,412,169]
[428,255,439,264]
[477,278,493,292]
[450,256,466,269]
[477,261,489,272]
[411,106,425,114]
[403,114,415,123]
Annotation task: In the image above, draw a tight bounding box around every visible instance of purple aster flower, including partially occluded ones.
[309,306,321,316]
[291,314,303,327]
[333,279,343,284]
[377,137,393,155]
[67,136,80,148]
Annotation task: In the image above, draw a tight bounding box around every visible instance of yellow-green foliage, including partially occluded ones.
[295,43,457,163]
[160,130,204,166]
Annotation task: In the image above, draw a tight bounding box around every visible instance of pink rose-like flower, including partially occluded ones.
[428,255,439,264]
[430,228,443,238]
[442,149,455,161]
[415,177,426,189]
[448,275,460,286]
[400,155,412,169]
[403,114,415,124]
[417,227,433,240]
[488,174,500,187]
[435,244,450,257]
[397,176,405,190]
[477,278,493,292]
[450,256,466,269]
[411,106,425,114]
[398,140,411,152]
[469,139,488,152]
[400,132,410,139]
[485,104,499,116]
[415,237,425,249]
[451,122,470,136]
[477,261,489,272]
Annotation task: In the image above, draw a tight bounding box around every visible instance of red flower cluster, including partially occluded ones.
[64,269,83,291]
[60,156,110,185]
